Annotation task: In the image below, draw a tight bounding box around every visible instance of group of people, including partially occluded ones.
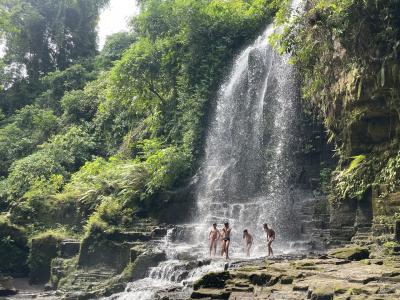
[208,222,275,259]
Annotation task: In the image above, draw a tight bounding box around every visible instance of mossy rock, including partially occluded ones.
[78,226,132,272]
[280,275,294,284]
[191,288,231,299]
[129,251,167,280]
[193,271,230,290]
[292,261,317,270]
[29,233,64,284]
[328,246,369,261]
[49,257,77,289]
[0,220,29,276]
[310,285,334,300]
[249,272,271,286]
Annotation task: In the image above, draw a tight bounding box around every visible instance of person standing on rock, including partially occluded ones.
[263,223,275,256]
[222,222,232,260]
[243,229,253,257]
[209,223,220,256]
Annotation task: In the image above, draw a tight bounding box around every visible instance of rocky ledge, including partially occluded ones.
[190,247,400,300]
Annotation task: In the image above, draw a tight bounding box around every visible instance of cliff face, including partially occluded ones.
[278,0,400,246]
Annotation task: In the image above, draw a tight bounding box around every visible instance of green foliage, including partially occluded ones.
[280,0,400,131]
[110,0,277,168]
[0,0,110,81]
[96,32,136,69]
[320,166,332,193]
[0,0,284,240]
[0,216,29,275]
[332,156,374,201]
[60,74,106,124]
[277,0,400,202]
[144,145,190,195]
[36,63,97,113]
[376,152,400,196]
[0,105,60,176]
[345,155,366,174]
[63,157,149,214]
[5,126,95,203]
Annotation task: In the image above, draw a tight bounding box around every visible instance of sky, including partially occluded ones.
[97,0,140,50]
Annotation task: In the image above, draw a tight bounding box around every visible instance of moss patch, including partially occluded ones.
[0,218,29,276]
[328,246,370,261]
[29,233,65,284]
[193,271,231,290]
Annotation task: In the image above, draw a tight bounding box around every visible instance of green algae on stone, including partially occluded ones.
[310,285,334,300]
[29,233,65,284]
[0,218,29,276]
[328,246,370,261]
[193,271,230,290]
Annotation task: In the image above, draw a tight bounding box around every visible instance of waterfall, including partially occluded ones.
[195,6,304,255]
[106,2,310,299]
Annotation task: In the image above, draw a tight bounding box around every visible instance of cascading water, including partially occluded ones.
[107,2,313,299]
[195,2,305,255]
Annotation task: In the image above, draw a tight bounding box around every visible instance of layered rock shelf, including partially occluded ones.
[191,250,400,300]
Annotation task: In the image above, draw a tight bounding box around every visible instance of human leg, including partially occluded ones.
[268,240,273,256]
[225,240,230,259]
[247,243,252,257]
[213,239,217,256]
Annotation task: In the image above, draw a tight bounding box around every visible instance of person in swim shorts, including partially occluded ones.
[263,223,275,256]
[221,222,231,259]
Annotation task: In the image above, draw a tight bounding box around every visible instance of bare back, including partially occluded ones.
[267,229,275,240]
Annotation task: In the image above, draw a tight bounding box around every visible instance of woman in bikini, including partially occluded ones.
[221,222,231,259]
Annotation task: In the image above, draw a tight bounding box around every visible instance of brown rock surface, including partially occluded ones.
[190,256,400,299]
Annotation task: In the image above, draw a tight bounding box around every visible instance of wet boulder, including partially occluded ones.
[151,227,168,239]
[128,250,166,280]
[193,271,230,290]
[130,244,146,263]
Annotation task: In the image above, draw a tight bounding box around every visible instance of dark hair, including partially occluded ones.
[243,229,248,233]
[224,222,229,227]
[212,223,217,226]
[263,223,268,227]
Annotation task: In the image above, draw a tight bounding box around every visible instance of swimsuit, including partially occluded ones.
[223,230,231,241]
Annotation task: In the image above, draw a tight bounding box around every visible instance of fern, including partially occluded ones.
[345,155,366,174]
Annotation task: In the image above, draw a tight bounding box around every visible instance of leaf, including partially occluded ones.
[345,155,366,174]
